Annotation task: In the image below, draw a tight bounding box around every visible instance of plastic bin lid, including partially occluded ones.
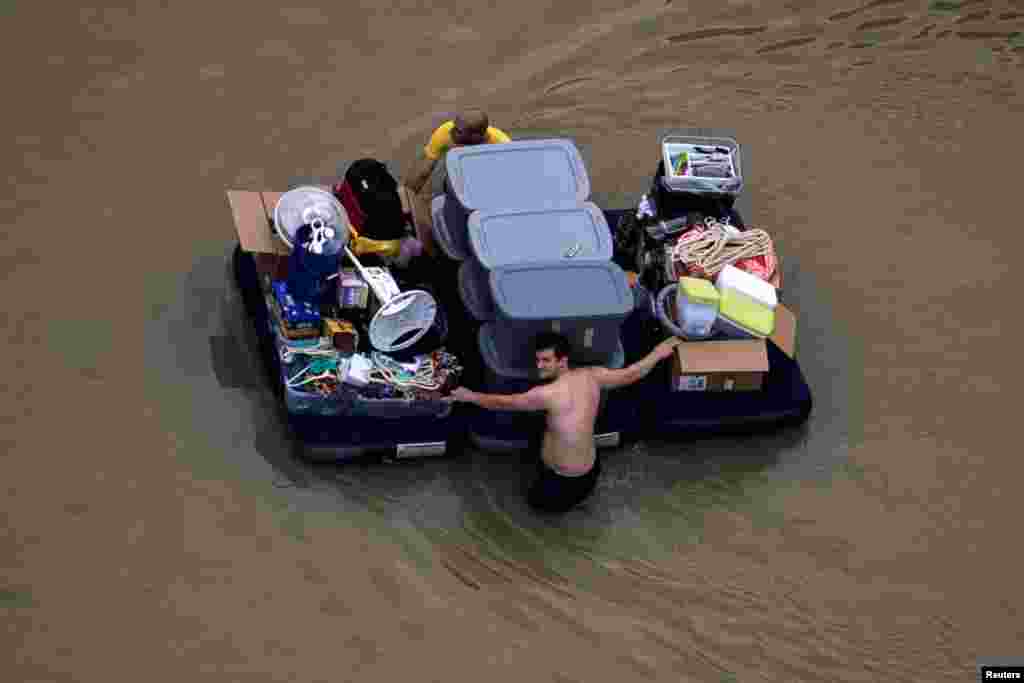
[718,289,775,337]
[678,277,720,306]
[489,261,633,322]
[467,202,611,270]
[444,139,590,211]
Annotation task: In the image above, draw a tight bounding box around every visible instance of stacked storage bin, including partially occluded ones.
[430,139,633,397]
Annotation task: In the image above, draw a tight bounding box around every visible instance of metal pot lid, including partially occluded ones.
[273,186,350,254]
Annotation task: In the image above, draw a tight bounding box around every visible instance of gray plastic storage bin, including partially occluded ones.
[489,261,633,367]
[478,323,624,395]
[430,195,470,261]
[659,134,743,196]
[466,202,612,270]
[458,260,496,321]
[443,138,591,240]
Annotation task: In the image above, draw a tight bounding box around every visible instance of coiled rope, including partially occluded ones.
[671,217,774,279]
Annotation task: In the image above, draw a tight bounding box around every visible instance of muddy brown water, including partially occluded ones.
[3,1,1023,681]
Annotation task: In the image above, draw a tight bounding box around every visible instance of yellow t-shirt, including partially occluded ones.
[423,121,511,161]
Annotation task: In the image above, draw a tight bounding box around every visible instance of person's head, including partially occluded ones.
[533,332,572,381]
[452,109,490,146]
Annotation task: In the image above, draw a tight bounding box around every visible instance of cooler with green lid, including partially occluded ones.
[675,277,720,339]
[714,288,775,339]
[489,261,633,367]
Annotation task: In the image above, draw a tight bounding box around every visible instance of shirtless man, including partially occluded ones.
[451,332,683,513]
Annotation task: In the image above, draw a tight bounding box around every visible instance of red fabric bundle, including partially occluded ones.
[332,180,368,233]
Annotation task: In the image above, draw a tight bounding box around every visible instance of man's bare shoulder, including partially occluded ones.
[572,366,606,379]
[567,367,605,387]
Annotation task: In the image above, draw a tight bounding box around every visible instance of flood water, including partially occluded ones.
[3,1,1023,681]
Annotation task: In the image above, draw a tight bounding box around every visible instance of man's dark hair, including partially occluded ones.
[455,109,489,134]
[533,332,571,360]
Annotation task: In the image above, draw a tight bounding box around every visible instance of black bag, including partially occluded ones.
[344,159,408,242]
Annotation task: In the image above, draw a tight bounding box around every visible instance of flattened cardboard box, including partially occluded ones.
[770,303,797,359]
[671,339,769,392]
[226,190,289,256]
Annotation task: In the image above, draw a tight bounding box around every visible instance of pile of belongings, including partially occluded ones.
[270,277,464,404]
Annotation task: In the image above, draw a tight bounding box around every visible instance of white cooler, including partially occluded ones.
[716,264,778,310]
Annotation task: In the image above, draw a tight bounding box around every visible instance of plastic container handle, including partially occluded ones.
[655,284,687,338]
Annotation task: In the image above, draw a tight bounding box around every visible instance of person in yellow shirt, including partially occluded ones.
[406,109,511,196]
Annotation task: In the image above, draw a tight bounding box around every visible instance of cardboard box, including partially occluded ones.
[228,185,341,281]
[670,339,769,392]
[399,184,436,256]
[770,303,797,359]
[226,190,290,256]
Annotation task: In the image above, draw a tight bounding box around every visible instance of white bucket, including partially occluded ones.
[676,293,718,339]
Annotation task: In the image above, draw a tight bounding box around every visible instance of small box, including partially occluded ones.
[337,268,370,310]
[714,288,775,339]
[671,339,768,392]
[676,277,720,339]
[323,318,358,354]
[271,281,320,326]
[268,298,322,341]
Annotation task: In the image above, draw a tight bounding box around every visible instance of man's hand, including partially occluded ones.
[653,336,683,361]
[591,337,683,390]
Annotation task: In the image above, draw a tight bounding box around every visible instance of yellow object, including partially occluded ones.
[718,289,775,338]
[352,235,403,258]
[678,277,720,307]
[323,318,358,353]
[423,121,512,161]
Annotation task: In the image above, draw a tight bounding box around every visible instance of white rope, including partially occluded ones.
[671,217,774,279]
[368,352,443,391]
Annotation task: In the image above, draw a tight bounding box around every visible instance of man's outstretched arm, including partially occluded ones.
[590,337,682,390]
[450,386,550,412]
